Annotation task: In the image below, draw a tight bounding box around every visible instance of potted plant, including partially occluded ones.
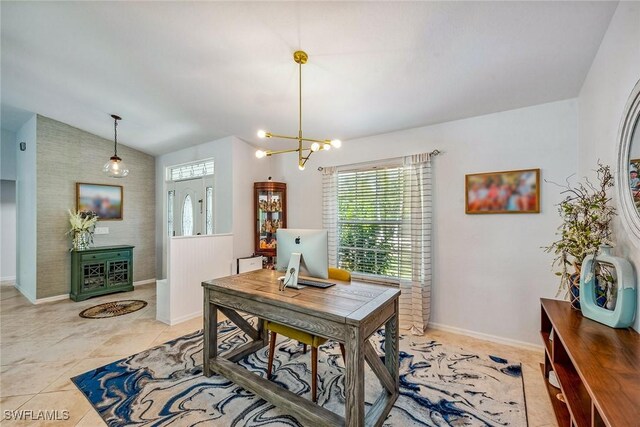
[544,163,615,309]
[67,209,98,251]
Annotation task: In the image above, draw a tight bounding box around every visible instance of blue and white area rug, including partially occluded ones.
[72,320,527,426]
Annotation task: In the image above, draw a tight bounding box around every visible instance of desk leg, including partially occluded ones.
[203,288,218,377]
[385,299,399,393]
[345,324,364,426]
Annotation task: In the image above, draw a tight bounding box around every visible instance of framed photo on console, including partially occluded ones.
[465,168,540,214]
[76,183,123,220]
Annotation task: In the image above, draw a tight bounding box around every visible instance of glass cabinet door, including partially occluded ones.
[254,181,287,264]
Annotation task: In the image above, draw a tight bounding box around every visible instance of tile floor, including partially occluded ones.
[0,281,555,426]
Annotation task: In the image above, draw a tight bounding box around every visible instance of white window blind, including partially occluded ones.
[336,166,410,282]
[324,153,434,334]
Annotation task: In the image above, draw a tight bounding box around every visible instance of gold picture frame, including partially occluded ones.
[465,168,540,214]
[76,183,123,220]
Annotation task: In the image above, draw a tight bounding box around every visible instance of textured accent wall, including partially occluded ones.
[36,115,155,299]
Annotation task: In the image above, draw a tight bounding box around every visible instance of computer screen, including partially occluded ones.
[276,229,328,279]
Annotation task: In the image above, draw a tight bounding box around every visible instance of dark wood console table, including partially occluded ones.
[540,298,640,427]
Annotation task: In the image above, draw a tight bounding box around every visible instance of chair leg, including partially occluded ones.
[311,346,318,403]
[267,331,277,379]
[339,343,346,361]
[303,343,307,354]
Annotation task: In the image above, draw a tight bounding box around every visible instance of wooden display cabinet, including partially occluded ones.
[540,298,640,427]
[254,181,287,265]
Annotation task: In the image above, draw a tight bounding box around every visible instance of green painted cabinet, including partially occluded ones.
[71,245,134,301]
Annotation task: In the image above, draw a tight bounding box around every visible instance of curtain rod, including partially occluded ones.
[317,149,440,172]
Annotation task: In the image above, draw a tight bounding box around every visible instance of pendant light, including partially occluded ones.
[103,114,129,178]
[255,50,341,170]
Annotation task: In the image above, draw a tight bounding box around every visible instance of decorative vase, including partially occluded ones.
[73,231,90,251]
[580,245,637,328]
[569,263,581,310]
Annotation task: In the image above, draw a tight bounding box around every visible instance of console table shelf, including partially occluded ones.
[540,298,640,427]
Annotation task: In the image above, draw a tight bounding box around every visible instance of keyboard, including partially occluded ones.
[296,278,336,289]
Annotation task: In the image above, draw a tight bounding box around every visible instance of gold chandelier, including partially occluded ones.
[255,50,341,170]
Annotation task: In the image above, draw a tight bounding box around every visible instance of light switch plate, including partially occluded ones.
[94,227,109,235]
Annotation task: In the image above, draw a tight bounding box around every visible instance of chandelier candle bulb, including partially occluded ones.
[331,139,342,148]
[255,150,267,159]
[310,142,320,152]
[257,130,267,138]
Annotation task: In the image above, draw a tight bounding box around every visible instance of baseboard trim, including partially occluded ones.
[14,282,36,304]
[427,322,543,352]
[133,279,156,287]
[34,294,70,304]
[0,275,16,282]
[157,311,202,326]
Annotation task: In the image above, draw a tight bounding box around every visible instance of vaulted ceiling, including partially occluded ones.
[1,1,617,155]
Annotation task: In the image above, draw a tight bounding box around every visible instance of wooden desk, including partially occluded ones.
[202,269,401,427]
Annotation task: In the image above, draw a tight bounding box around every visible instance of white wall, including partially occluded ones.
[274,99,578,345]
[15,115,37,301]
[1,180,16,280]
[1,128,17,281]
[232,138,272,259]
[577,2,640,332]
[1,128,17,180]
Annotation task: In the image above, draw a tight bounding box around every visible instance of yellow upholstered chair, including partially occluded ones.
[265,268,350,402]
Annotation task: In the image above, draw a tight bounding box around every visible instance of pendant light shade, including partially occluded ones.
[103,114,129,178]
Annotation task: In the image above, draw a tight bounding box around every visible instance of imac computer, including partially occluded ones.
[276,229,329,289]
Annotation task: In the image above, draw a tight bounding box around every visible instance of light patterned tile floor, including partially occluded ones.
[0,282,555,426]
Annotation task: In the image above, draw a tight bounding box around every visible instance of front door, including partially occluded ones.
[172,179,203,236]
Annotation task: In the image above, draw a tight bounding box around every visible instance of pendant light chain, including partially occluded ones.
[113,117,118,158]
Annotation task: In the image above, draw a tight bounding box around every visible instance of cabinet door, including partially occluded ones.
[81,261,107,292]
[107,259,131,287]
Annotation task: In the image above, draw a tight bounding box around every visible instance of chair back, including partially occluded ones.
[328,267,351,282]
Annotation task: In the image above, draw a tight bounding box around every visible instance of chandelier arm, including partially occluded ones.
[300,137,331,144]
[264,148,302,156]
[264,133,300,141]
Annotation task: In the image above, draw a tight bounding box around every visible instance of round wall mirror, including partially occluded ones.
[617,79,640,240]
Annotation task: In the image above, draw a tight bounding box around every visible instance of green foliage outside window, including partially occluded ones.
[336,167,409,279]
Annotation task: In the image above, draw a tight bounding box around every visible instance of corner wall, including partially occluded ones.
[15,115,37,301]
[36,116,156,299]
[274,99,578,345]
[576,2,640,332]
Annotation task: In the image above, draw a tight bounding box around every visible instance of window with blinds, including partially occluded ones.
[336,166,410,281]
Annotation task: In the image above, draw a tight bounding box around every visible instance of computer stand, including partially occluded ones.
[280,252,301,291]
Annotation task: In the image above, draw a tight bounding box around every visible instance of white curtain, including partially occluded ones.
[322,166,338,267]
[321,154,434,335]
[402,153,432,335]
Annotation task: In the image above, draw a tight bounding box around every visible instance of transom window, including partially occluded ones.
[167,160,214,182]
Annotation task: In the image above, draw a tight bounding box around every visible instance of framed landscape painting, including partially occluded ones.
[76,183,123,220]
[465,168,540,214]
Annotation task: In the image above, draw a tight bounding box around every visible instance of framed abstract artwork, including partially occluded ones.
[76,183,123,220]
[465,168,540,214]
